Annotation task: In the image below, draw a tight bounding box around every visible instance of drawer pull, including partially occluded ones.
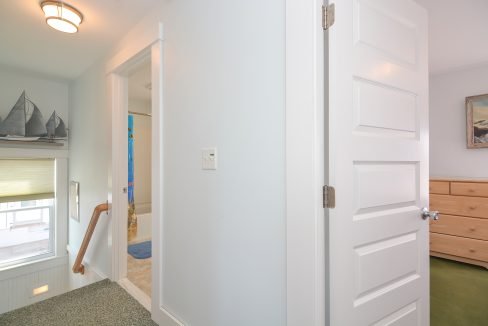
[469,227,476,232]
[469,206,477,210]
[469,248,476,253]
[422,207,439,221]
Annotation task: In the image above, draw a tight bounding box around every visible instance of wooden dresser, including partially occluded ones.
[430,178,488,269]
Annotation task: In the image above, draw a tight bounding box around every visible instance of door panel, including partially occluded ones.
[372,302,418,326]
[354,163,417,211]
[328,0,429,325]
[353,79,417,135]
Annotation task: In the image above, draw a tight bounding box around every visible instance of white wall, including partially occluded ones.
[430,65,488,178]
[0,65,69,149]
[129,99,152,214]
[68,61,111,283]
[157,1,285,324]
[69,0,286,324]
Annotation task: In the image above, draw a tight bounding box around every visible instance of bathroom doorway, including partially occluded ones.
[126,59,152,298]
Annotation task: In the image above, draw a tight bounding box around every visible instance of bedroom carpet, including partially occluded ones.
[431,257,488,326]
[0,279,156,326]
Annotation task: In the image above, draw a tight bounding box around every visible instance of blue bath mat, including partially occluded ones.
[128,241,151,259]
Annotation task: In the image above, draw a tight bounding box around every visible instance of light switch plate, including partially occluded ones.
[202,148,217,170]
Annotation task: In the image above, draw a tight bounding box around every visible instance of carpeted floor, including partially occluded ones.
[431,257,488,326]
[1,258,486,326]
[0,279,157,326]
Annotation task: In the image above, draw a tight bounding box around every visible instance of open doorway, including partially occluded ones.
[108,34,168,322]
[410,1,488,325]
[107,39,164,318]
[126,59,152,298]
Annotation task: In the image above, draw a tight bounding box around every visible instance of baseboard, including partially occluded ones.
[118,278,151,311]
[118,278,185,325]
[153,305,186,326]
[67,245,105,290]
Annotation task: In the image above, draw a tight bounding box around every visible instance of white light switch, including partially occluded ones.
[202,148,217,170]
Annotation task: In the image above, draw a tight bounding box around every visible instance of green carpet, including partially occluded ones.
[0,279,157,326]
[431,257,488,326]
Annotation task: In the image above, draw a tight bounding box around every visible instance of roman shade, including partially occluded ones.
[0,159,55,203]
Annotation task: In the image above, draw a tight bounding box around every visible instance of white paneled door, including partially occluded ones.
[328,0,429,325]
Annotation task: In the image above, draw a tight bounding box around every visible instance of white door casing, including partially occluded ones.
[285,0,326,325]
[107,22,184,325]
[328,0,429,325]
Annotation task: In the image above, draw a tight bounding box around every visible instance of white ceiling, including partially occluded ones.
[4,1,482,79]
[415,0,488,75]
[0,0,157,80]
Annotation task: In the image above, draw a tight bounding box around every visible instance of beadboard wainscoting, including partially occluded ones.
[0,256,69,314]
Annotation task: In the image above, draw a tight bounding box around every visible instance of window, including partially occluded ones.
[0,159,55,267]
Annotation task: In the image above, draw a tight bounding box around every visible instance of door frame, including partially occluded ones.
[109,47,154,285]
[285,0,326,325]
[108,48,152,310]
[108,23,183,325]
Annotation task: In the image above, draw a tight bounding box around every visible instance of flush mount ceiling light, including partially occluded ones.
[41,1,83,34]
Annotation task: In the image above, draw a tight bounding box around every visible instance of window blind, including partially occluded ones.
[0,159,55,203]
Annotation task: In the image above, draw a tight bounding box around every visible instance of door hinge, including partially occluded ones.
[323,185,335,208]
[322,3,335,31]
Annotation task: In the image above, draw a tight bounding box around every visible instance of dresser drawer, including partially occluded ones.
[430,194,488,219]
[430,233,488,262]
[430,181,450,195]
[451,182,488,197]
[430,214,488,241]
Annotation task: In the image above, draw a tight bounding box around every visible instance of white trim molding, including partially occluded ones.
[107,23,184,325]
[118,278,151,311]
[0,255,68,281]
[285,0,326,325]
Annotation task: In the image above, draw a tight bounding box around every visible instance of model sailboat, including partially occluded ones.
[0,91,47,140]
[0,91,67,142]
[45,110,67,139]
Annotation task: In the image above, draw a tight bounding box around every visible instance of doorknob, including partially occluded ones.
[421,207,439,220]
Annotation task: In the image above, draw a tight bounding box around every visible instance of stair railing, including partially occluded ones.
[72,203,110,274]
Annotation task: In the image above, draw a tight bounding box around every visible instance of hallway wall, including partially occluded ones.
[69,0,286,324]
[68,61,111,286]
[155,1,286,324]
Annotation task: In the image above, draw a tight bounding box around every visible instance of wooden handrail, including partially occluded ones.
[72,203,109,274]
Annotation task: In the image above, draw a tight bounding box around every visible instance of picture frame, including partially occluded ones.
[466,94,488,149]
[69,181,80,221]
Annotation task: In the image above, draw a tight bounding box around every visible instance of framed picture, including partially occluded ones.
[466,94,488,149]
[69,181,80,221]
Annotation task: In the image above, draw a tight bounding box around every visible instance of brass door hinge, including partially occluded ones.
[323,185,335,208]
[322,3,335,31]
